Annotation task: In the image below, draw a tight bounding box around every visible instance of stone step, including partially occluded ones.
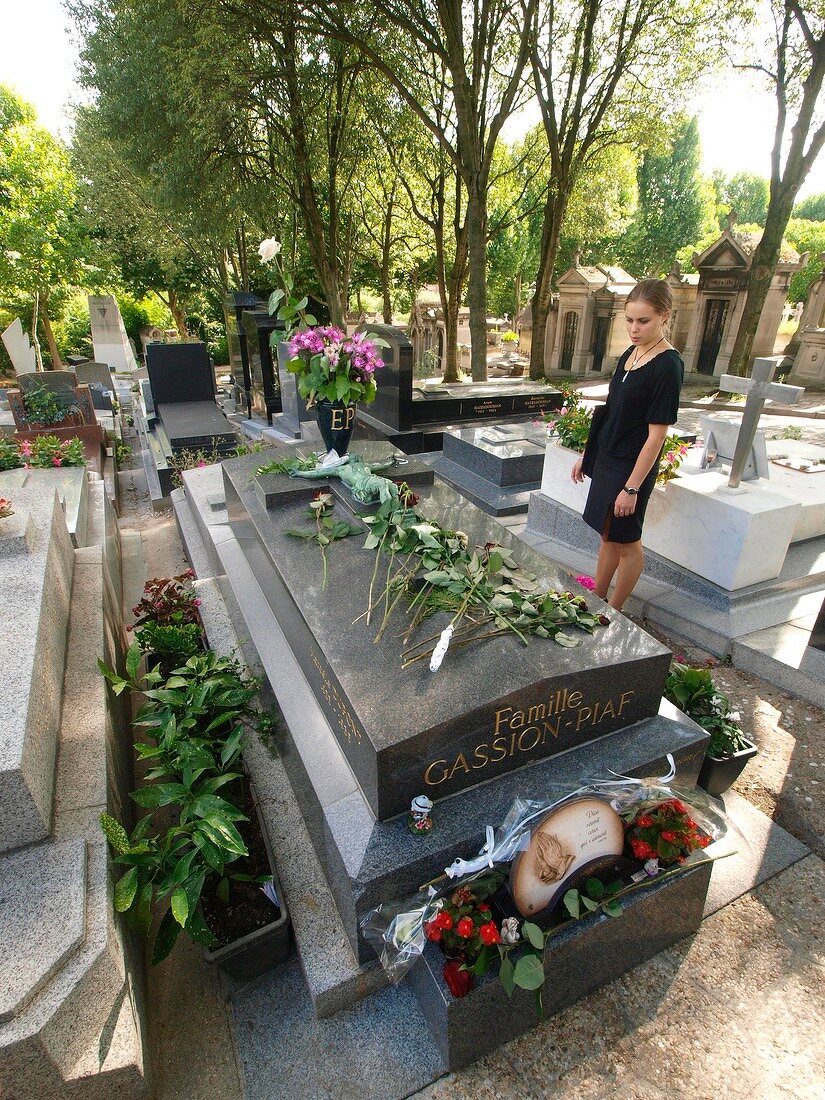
[0,487,74,853]
[0,499,150,1098]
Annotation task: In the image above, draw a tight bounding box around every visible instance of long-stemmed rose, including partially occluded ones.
[258,236,317,343]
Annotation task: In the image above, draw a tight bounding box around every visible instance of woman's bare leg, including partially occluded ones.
[609,540,644,610]
[594,536,621,600]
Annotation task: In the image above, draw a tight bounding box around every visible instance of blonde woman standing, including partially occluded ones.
[572,279,684,611]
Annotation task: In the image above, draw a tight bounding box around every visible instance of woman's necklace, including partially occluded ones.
[622,337,665,381]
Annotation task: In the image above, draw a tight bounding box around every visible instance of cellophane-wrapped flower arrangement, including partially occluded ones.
[361,772,733,1006]
[286,326,386,409]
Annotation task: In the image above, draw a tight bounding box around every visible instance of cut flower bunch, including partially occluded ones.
[287,326,386,408]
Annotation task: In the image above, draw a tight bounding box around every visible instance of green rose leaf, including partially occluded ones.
[513,953,545,991]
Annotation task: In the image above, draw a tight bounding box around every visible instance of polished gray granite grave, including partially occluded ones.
[223,442,673,821]
[434,422,548,515]
[219,442,710,964]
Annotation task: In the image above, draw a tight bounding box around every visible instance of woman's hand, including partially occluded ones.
[571,457,585,483]
[614,489,638,518]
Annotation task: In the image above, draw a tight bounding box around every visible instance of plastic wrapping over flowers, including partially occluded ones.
[359,759,737,985]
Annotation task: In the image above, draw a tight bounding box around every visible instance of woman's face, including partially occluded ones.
[625,300,668,346]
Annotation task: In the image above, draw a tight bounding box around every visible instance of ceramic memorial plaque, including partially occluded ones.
[510,796,624,917]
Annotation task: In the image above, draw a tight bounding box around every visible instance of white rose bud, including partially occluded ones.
[500,916,520,945]
[258,237,282,262]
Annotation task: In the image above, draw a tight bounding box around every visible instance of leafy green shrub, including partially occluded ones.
[22,383,80,426]
[99,647,272,963]
[133,621,203,673]
[0,435,86,469]
[663,660,750,758]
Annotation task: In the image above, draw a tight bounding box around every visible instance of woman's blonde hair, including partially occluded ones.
[627,278,673,317]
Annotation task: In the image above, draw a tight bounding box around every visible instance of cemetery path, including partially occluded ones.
[116,425,824,1100]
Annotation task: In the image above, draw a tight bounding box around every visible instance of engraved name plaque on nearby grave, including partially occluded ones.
[223,442,672,820]
[509,797,625,917]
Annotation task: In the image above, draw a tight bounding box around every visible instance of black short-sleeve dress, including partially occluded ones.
[582,347,684,543]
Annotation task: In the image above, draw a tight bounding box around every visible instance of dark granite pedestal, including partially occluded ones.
[220,442,708,965]
[434,423,548,515]
[408,859,712,1071]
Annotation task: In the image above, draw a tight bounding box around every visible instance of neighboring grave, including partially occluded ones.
[225,291,264,417]
[357,325,562,450]
[1,317,37,374]
[433,422,549,515]
[141,342,238,499]
[241,309,282,424]
[528,359,823,592]
[8,373,107,472]
[88,294,139,373]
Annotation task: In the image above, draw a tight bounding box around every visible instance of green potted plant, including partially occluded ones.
[21,382,82,427]
[99,646,290,979]
[663,659,757,796]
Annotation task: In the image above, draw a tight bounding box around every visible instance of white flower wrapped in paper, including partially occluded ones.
[429,624,454,672]
[258,237,282,262]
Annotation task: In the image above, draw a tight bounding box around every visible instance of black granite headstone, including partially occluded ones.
[434,423,549,515]
[146,342,215,404]
[359,324,414,432]
[242,309,282,423]
[223,442,673,821]
[226,292,263,418]
[809,593,825,652]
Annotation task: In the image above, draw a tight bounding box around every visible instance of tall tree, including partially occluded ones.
[0,86,92,368]
[304,0,538,380]
[618,117,714,276]
[717,170,771,226]
[527,0,725,379]
[728,0,825,375]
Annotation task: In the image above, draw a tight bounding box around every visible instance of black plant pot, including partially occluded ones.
[203,789,291,980]
[315,399,355,456]
[697,738,758,797]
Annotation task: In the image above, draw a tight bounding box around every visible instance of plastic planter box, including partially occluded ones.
[697,737,758,797]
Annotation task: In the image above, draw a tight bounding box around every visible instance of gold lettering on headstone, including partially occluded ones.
[329,406,355,431]
[423,687,636,785]
[311,654,362,743]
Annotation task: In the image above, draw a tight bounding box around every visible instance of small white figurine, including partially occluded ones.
[408,794,434,835]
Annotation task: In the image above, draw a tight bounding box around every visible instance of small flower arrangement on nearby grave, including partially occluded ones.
[0,435,86,470]
[501,330,519,344]
[21,382,81,426]
[128,571,204,674]
[657,435,692,484]
[0,498,14,519]
[286,326,386,409]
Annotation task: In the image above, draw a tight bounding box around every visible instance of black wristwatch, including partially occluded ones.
[623,486,638,495]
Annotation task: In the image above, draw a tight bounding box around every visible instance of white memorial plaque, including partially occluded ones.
[510,796,625,917]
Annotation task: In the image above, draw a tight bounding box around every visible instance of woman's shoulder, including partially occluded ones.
[658,347,685,379]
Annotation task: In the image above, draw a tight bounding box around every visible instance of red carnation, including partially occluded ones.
[630,838,655,860]
[479,921,500,946]
[424,920,442,942]
[442,959,473,998]
[456,917,474,938]
[478,903,490,914]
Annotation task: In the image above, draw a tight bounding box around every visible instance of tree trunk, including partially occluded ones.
[529,190,568,379]
[39,291,62,369]
[167,290,190,339]
[381,195,394,324]
[466,185,488,381]
[31,293,44,372]
[727,182,798,376]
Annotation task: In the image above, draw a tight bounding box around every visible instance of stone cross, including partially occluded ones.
[719,357,804,488]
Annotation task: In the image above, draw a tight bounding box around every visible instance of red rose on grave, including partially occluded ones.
[424,920,442,942]
[442,959,473,998]
[433,911,453,931]
[630,838,655,860]
[456,917,474,938]
[479,921,500,945]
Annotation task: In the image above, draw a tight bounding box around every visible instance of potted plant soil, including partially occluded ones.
[99,646,291,978]
[664,659,757,796]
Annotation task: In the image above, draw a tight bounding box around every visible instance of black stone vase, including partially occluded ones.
[315,399,356,456]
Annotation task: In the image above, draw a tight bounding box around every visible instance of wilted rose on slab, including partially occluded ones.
[258,237,282,262]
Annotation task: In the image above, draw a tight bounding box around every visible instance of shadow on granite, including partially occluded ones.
[230,959,445,1100]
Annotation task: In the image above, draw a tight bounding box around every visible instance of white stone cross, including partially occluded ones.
[719,357,804,488]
